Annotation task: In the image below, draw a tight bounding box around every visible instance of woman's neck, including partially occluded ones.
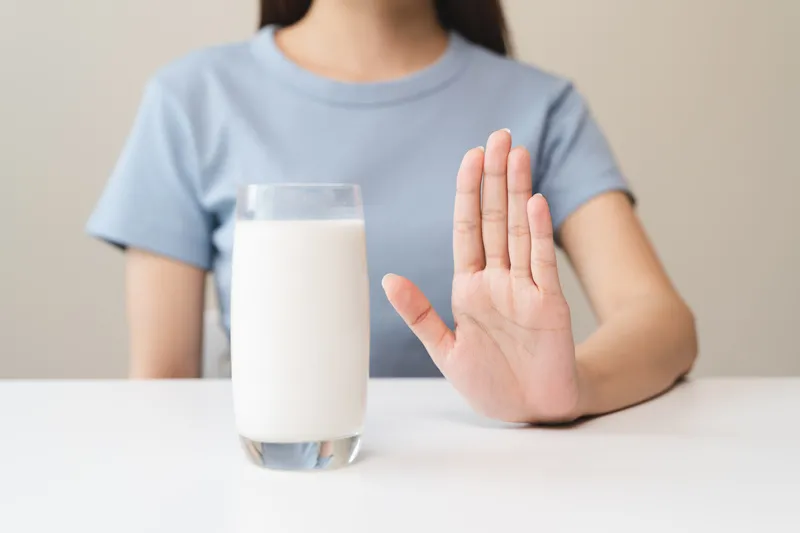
[275,0,449,82]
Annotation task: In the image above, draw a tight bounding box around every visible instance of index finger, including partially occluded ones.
[453,147,485,274]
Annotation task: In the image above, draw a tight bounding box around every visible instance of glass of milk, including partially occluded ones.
[231,184,370,470]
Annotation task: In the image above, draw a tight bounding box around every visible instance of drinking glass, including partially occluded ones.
[231,184,370,470]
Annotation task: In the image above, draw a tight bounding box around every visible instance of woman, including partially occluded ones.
[87,0,697,423]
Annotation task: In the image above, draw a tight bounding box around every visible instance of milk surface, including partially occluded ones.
[231,219,370,442]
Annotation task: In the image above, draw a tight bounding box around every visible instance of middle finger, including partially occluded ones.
[482,129,512,269]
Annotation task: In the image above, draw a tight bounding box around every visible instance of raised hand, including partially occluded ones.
[383,130,581,423]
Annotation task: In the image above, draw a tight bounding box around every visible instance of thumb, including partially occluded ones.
[382,274,454,362]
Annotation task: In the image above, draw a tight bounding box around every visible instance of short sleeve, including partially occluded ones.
[85,79,213,270]
[535,84,634,234]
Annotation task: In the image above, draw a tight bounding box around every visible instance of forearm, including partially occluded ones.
[575,293,697,417]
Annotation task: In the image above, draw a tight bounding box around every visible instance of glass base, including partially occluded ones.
[240,434,361,470]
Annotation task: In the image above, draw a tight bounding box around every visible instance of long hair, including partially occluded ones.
[259,0,511,56]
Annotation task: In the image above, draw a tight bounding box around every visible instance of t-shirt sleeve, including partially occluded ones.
[85,79,213,270]
[535,83,634,235]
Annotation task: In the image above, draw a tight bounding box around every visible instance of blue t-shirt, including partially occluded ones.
[87,26,631,377]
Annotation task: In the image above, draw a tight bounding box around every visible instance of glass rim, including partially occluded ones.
[238,183,361,192]
[235,182,364,220]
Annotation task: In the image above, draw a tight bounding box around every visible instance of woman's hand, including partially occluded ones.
[383,130,581,423]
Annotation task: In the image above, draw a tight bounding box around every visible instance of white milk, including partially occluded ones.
[230,219,370,443]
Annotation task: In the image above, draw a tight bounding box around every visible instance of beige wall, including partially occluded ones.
[1,0,797,378]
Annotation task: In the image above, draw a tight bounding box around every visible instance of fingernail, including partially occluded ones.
[477,146,485,152]
[381,273,397,292]
[502,128,511,134]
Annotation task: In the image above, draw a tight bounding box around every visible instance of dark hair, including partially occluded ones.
[259,0,511,56]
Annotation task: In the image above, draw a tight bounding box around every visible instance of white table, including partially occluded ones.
[0,379,798,532]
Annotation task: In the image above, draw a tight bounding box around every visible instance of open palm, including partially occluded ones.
[383,130,580,423]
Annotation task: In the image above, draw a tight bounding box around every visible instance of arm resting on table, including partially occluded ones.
[561,192,698,416]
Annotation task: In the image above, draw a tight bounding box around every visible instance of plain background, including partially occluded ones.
[1,0,797,378]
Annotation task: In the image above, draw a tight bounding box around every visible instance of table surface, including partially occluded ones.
[1,378,798,532]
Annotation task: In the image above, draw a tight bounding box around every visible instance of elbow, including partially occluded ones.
[634,292,698,383]
[672,298,699,379]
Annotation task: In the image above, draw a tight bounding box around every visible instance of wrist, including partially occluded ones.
[524,360,592,425]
